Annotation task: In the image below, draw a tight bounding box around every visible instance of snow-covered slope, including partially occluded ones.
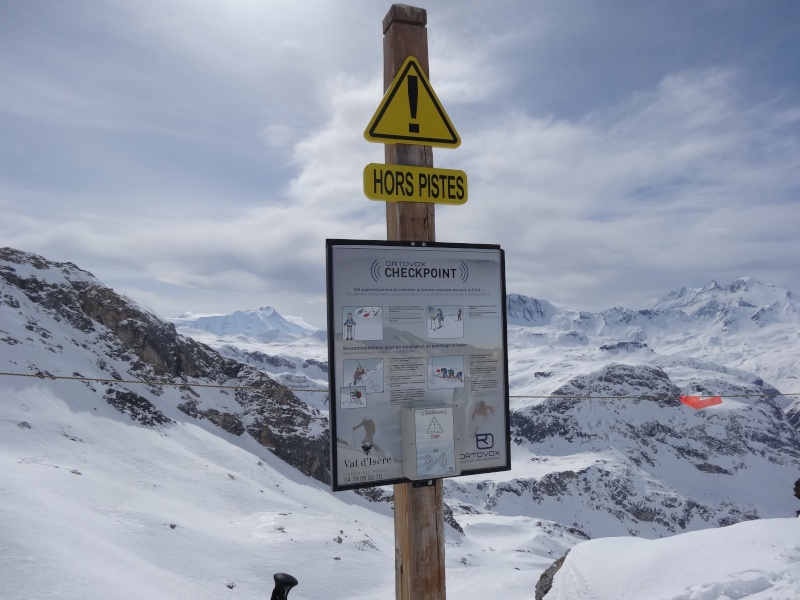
[507,278,800,402]
[176,278,800,540]
[3,379,590,600]
[13,382,794,600]
[0,247,580,599]
[0,248,329,480]
[3,248,800,599]
[170,308,330,411]
[543,517,800,600]
[474,280,800,539]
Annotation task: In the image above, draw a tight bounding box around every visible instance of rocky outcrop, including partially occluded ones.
[105,388,172,427]
[535,551,569,600]
[0,247,329,483]
[506,294,557,326]
[496,363,800,537]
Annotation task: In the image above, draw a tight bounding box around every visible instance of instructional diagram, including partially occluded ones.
[327,240,510,491]
[427,305,464,339]
[343,358,384,392]
[427,355,464,389]
[339,385,367,410]
[342,306,383,341]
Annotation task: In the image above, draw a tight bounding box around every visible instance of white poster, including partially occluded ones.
[326,240,510,491]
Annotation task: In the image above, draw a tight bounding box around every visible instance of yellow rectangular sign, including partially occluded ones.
[363,163,467,204]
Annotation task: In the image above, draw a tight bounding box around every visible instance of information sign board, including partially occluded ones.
[326,240,510,491]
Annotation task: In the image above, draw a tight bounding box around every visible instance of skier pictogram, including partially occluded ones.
[343,312,356,340]
[353,418,384,457]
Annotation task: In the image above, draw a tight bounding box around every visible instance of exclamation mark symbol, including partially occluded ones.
[408,75,419,133]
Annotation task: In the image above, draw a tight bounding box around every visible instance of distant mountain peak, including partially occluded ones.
[506,293,557,326]
[169,305,320,343]
[726,277,753,292]
[653,277,793,316]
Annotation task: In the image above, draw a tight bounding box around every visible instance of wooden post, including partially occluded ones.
[384,4,435,243]
[382,5,446,600]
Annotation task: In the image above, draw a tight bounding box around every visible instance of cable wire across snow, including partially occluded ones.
[0,371,797,400]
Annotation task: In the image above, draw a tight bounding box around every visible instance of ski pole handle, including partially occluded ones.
[270,573,298,600]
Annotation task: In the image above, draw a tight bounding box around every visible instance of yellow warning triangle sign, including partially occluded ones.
[364,56,460,148]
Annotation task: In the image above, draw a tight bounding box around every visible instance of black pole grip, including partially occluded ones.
[270,573,298,600]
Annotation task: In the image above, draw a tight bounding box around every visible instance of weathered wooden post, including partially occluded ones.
[383,5,436,243]
[329,5,505,599]
[381,6,446,600]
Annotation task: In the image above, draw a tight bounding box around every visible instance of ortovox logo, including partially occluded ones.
[476,433,494,450]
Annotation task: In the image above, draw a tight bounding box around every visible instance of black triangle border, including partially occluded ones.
[367,60,459,145]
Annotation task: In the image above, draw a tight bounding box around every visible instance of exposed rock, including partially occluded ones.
[104,389,172,427]
[0,247,330,484]
[535,550,569,600]
[302,358,328,373]
[177,398,245,436]
[502,362,800,537]
[355,487,393,503]
[599,341,651,353]
[506,294,557,325]
[695,462,732,475]
[443,502,464,534]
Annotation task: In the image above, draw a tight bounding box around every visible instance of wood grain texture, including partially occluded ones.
[382,5,446,600]
[393,480,446,600]
[383,5,435,244]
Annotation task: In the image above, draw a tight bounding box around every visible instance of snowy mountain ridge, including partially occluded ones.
[504,278,800,423]
[167,271,800,539]
[169,307,330,411]
[0,246,584,598]
[171,306,325,343]
[3,247,800,599]
[0,247,329,480]
[653,277,795,314]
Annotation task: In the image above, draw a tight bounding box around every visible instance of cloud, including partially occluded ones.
[438,68,800,309]
[1,1,799,325]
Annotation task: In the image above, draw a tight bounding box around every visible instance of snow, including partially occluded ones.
[1,380,582,600]
[170,306,321,343]
[547,518,800,600]
[2,384,396,599]
[4,378,798,599]
[3,257,800,599]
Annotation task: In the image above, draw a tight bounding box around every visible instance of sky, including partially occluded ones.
[2,1,799,329]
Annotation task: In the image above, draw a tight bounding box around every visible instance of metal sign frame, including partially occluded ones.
[326,239,510,491]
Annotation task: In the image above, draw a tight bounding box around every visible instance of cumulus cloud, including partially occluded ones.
[1,1,798,325]
[451,69,799,309]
